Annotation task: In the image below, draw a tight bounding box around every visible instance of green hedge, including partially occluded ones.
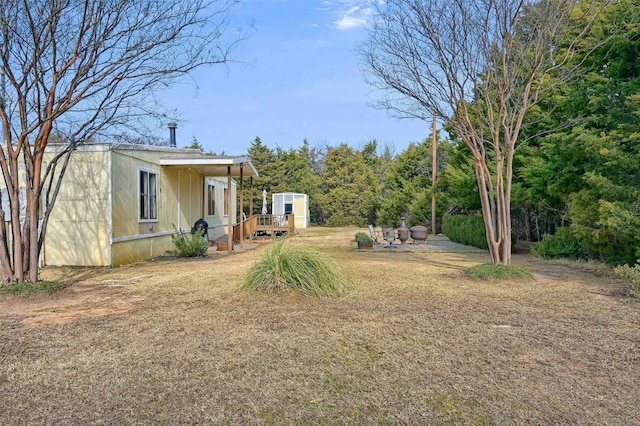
[443,214,518,251]
[443,214,489,250]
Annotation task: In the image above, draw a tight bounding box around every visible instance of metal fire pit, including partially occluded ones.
[410,226,428,244]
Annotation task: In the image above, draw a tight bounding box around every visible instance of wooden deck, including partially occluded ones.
[232,214,295,242]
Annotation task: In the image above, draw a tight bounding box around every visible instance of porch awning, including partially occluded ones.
[160,155,258,178]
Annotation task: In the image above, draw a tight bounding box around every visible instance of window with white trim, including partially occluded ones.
[139,168,158,221]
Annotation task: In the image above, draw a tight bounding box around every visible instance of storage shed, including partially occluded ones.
[272,192,309,229]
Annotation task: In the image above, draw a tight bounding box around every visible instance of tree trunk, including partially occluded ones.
[475,152,513,266]
[9,155,24,282]
[476,160,500,265]
[0,218,11,282]
[25,147,46,283]
[27,189,40,284]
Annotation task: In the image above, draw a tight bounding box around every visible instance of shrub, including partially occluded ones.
[172,229,209,257]
[242,238,351,297]
[567,179,640,265]
[531,227,590,260]
[354,232,372,243]
[467,264,533,281]
[614,262,640,297]
[442,214,489,250]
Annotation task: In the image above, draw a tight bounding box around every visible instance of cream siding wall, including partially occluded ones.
[110,150,205,266]
[44,150,111,266]
[203,176,236,241]
[292,194,308,229]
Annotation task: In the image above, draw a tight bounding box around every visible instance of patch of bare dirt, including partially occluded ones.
[1,242,264,328]
[7,295,146,327]
[1,274,147,327]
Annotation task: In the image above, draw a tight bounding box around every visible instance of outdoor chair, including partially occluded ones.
[381,225,398,248]
[368,224,382,244]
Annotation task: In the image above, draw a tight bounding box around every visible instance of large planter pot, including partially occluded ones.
[357,240,374,249]
[216,241,233,251]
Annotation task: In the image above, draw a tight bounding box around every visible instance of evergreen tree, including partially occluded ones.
[519,0,640,263]
[317,144,377,226]
[378,136,449,229]
[246,137,276,215]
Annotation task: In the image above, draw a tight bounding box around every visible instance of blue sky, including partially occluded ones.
[161,0,429,155]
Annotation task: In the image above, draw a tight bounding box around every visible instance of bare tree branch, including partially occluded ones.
[360,0,613,264]
[0,0,242,282]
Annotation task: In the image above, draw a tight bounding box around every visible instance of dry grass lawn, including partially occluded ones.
[0,227,638,425]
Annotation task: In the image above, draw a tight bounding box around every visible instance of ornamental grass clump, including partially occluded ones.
[242,238,350,297]
[467,263,533,281]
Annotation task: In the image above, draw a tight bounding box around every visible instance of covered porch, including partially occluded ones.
[161,155,260,253]
[161,155,296,253]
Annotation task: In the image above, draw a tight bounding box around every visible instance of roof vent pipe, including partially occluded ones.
[168,122,177,147]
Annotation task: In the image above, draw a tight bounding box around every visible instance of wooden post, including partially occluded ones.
[432,114,437,236]
[249,177,253,216]
[239,163,244,248]
[249,176,254,242]
[227,166,232,253]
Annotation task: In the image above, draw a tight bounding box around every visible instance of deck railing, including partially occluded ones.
[256,214,295,234]
[232,214,257,243]
[231,213,294,242]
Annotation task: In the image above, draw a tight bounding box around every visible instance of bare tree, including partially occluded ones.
[0,0,241,283]
[360,0,610,265]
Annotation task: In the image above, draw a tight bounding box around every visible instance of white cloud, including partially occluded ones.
[330,1,379,31]
[314,1,334,12]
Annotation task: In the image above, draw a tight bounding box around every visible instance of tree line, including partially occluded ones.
[245,0,639,266]
[358,0,637,265]
[244,135,449,230]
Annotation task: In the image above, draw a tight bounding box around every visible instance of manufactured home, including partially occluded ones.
[36,143,257,266]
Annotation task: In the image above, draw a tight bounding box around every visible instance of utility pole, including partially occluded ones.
[431,114,437,236]
[0,67,5,110]
[0,19,5,113]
